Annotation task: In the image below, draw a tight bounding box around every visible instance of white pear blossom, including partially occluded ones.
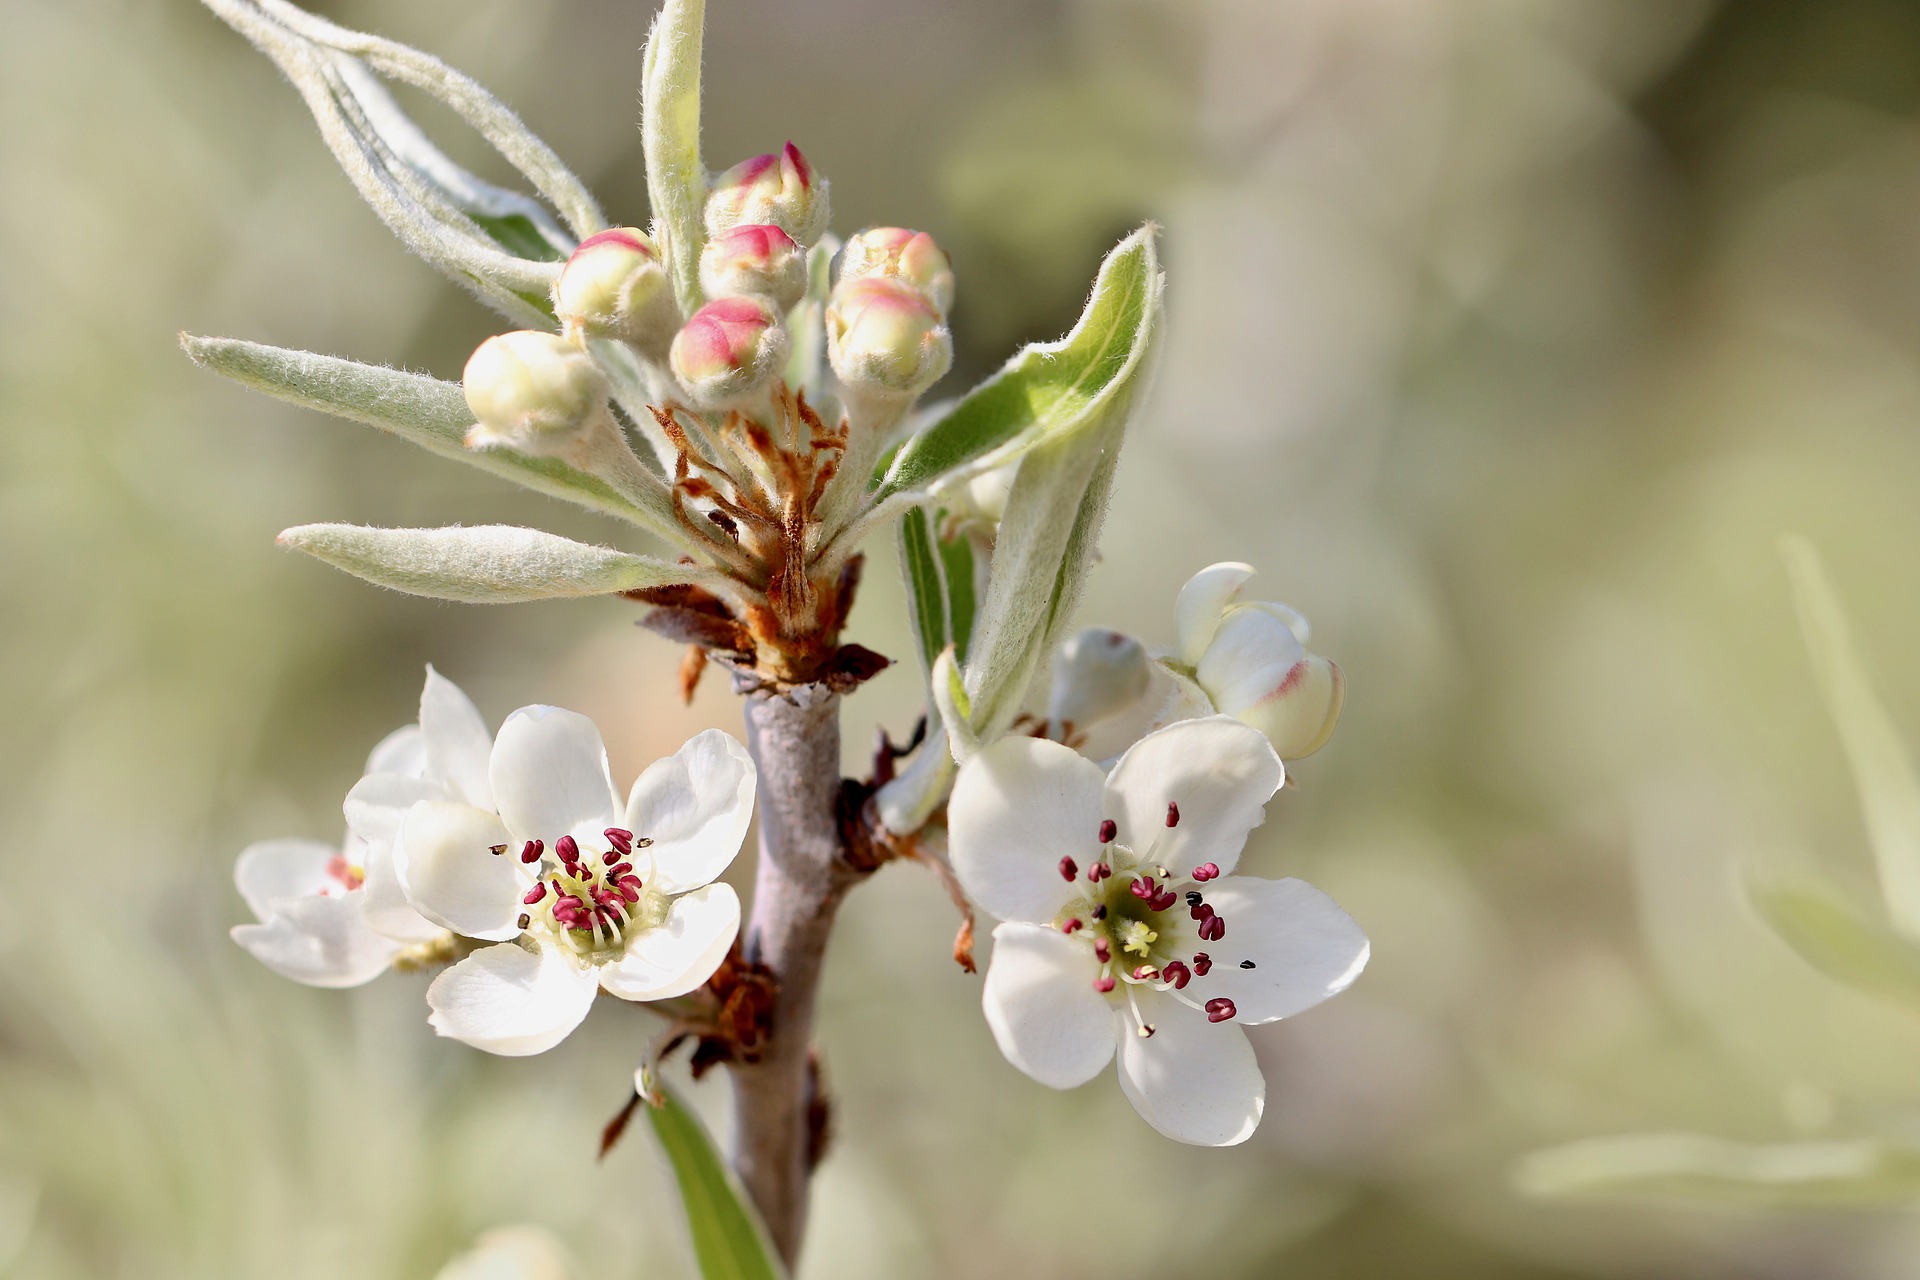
[948,717,1369,1145]
[1163,562,1344,761]
[402,710,755,1056]
[230,667,473,986]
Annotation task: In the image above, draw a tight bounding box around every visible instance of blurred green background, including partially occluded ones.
[8,0,1920,1275]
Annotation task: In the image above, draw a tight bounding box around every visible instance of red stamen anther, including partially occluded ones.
[1161,960,1191,990]
[1062,917,1084,934]
[602,849,620,866]
[523,883,548,906]
[605,827,633,855]
[1129,876,1155,900]
[1133,964,1158,981]
[1190,902,1215,922]
[1191,862,1220,882]
[1166,801,1180,828]
[1149,889,1178,911]
[1094,975,1117,993]
[1198,915,1226,942]
[1098,819,1117,843]
[556,835,580,864]
[520,839,544,864]
[517,912,531,929]
[1192,951,1212,975]
[618,883,640,904]
[1093,938,1111,963]
[1058,855,1078,882]
[488,844,508,856]
[1205,997,1238,1023]
[1088,862,1112,883]
[1090,904,1108,921]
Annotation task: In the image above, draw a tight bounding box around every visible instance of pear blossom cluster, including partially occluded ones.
[232,669,754,1055]
[947,565,1368,1145]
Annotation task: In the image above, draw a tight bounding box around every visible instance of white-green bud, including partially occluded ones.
[839,227,954,315]
[552,228,676,348]
[699,224,807,311]
[1048,628,1154,732]
[704,142,830,246]
[462,331,609,455]
[826,277,951,399]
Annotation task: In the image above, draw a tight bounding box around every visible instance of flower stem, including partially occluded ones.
[731,683,859,1265]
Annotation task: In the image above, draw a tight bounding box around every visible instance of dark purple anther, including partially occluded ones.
[1093,938,1111,963]
[489,844,509,856]
[1204,997,1238,1023]
[1098,819,1117,844]
[517,912,531,930]
[1192,952,1212,975]
[605,827,633,855]
[1239,959,1256,969]
[1198,915,1226,942]
[1166,802,1180,828]
[556,835,579,864]
[1161,960,1191,990]
[519,840,544,864]
[523,883,548,906]
[1090,904,1107,921]
[1058,855,1078,882]
[1190,902,1215,923]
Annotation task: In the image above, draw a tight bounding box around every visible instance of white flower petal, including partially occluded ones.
[420,666,494,809]
[1115,989,1265,1146]
[1104,718,1282,878]
[231,894,401,988]
[623,730,756,895]
[359,837,447,944]
[343,771,454,850]
[395,802,521,941]
[365,723,426,778]
[1241,599,1311,645]
[233,838,340,920]
[490,706,620,842]
[948,735,1106,925]
[1190,876,1369,1024]
[597,883,740,1001]
[1195,606,1306,715]
[426,942,599,1056]
[981,922,1116,1089]
[1174,561,1253,666]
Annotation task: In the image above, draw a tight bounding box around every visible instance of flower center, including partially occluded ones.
[499,827,667,962]
[1051,812,1242,1035]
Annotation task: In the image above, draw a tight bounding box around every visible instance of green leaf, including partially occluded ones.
[182,335,688,541]
[937,525,977,664]
[899,506,949,677]
[469,211,567,263]
[1749,878,1920,1011]
[872,225,1161,504]
[644,1081,785,1280]
[278,523,710,603]
[642,0,709,316]
[1515,1133,1920,1206]
[1783,536,1920,939]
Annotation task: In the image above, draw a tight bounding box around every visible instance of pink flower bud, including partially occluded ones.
[705,142,830,245]
[699,223,807,311]
[669,295,790,407]
[1176,564,1346,760]
[462,331,609,454]
[839,227,954,314]
[826,277,951,398]
[552,228,675,346]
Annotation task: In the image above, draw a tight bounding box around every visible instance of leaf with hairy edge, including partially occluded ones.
[1515,1133,1920,1206]
[643,1080,786,1280]
[183,336,697,547]
[938,526,977,664]
[871,225,1160,505]
[643,0,709,316]
[1784,536,1920,940]
[1749,879,1920,1012]
[278,524,713,603]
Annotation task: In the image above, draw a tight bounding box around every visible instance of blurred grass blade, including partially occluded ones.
[278,524,716,603]
[644,1081,786,1280]
[643,0,709,315]
[1516,1133,1920,1206]
[872,226,1160,505]
[1748,878,1920,1011]
[183,336,692,541]
[1782,536,1920,939]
